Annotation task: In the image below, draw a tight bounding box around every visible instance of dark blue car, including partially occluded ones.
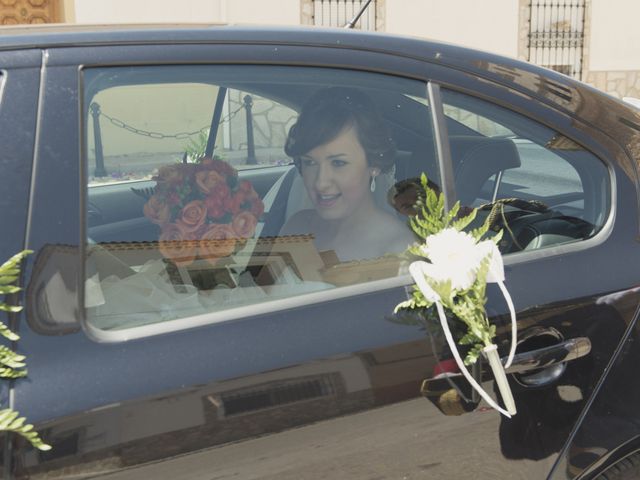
[1,24,640,480]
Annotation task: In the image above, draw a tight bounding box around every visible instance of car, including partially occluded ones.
[1,23,640,480]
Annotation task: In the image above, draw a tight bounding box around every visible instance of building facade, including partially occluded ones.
[2,0,638,99]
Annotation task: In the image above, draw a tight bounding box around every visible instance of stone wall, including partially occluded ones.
[585,70,640,99]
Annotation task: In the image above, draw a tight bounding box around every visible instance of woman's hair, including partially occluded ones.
[285,87,396,173]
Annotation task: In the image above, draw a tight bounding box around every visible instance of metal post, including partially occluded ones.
[243,95,256,165]
[90,103,107,177]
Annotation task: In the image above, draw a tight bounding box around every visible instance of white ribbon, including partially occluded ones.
[409,250,517,417]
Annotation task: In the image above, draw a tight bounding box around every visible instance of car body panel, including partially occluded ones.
[0,26,637,479]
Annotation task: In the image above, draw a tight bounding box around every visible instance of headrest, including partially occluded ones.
[450,135,521,205]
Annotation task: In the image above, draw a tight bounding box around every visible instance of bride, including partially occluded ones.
[280,87,415,262]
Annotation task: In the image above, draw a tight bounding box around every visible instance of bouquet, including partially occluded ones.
[143,157,264,267]
[395,175,517,417]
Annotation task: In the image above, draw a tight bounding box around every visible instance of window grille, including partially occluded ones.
[527,0,586,80]
[313,0,376,30]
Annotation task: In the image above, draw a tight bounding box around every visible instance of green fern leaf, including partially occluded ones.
[0,323,19,341]
[0,409,50,451]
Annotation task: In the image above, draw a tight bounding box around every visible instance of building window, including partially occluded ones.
[313,0,376,30]
[527,0,586,79]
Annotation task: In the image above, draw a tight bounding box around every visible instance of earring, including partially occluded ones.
[370,175,377,193]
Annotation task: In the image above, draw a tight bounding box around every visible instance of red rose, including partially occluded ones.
[210,158,237,177]
[143,195,171,226]
[158,223,197,266]
[232,211,258,238]
[204,194,225,219]
[212,182,230,200]
[199,224,237,265]
[224,191,246,215]
[198,156,215,169]
[167,192,181,206]
[238,180,254,193]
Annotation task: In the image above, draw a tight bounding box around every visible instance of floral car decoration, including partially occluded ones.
[143,157,264,267]
[395,175,518,417]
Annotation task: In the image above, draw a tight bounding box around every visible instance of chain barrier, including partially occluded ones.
[94,103,245,140]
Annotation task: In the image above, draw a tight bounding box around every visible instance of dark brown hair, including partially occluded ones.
[285,87,396,173]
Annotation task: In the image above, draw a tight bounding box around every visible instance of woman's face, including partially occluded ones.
[300,125,376,221]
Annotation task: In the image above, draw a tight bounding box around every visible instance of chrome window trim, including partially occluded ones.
[0,69,6,104]
[83,273,412,343]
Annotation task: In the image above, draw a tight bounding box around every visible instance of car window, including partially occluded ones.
[82,66,437,336]
[443,104,514,137]
[87,83,297,186]
[441,88,610,254]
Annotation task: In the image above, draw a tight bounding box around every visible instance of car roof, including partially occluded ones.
[2,23,639,150]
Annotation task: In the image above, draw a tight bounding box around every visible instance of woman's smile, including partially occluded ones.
[315,192,341,208]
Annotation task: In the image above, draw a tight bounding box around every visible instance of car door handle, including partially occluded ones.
[504,337,591,375]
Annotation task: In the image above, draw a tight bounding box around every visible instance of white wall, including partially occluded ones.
[72,0,301,25]
[588,0,640,71]
[384,0,519,58]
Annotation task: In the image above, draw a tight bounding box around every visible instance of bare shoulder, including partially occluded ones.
[280,209,317,236]
[374,211,417,253]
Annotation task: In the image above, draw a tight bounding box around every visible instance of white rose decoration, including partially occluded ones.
[417,228,500,292]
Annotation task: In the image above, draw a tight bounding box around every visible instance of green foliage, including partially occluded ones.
[184,130,209,162]
[0,409,51,451]
[0,250,50,451]
[396,175,504,365]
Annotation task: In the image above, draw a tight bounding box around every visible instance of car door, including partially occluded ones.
[0,46,41,479]
[12,38,640,480]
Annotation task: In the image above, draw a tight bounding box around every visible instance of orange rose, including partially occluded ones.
[143,195,171,226]
[232,211,258,238]
[179,200,207,232]
[155,164,183,185]
[195,170,225,194]
[198,224,237,265]
[158,223,198,266]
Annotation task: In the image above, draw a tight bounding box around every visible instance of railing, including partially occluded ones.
[313,0,376,30]
[527,0,586,80]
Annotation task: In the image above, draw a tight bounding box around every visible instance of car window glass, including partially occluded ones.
[443,104,514,137]
[441,88,610,254]
[83,66,437,335]
[87,84,296,186]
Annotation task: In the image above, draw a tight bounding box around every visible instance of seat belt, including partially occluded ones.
[260,167,298,238]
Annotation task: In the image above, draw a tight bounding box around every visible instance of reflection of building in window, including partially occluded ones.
[312,0,376,30]
[527,0,586,80]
